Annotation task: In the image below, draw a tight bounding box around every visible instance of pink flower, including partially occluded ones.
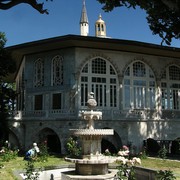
[122,145,129,151]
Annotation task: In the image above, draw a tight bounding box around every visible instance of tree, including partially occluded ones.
[0,32,16,142]
[97,0,180,45]
[0,0,51,14]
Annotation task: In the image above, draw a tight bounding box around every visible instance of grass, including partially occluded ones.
[0,155,71,180]
[141,157,180,180]
[0,155,180,179]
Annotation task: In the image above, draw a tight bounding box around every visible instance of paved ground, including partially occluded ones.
[19,168,74,180]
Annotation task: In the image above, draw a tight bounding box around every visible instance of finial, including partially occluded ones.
[87,92,97,109]
[83,0,85,5]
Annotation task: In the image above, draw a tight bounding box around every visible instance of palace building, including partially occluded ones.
[7,1,180,154]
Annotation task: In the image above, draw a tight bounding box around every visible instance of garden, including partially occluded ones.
[0,139,180,180]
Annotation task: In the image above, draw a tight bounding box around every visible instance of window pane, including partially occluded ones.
[52,55,63,86]
[52,93,62,109]
[34,95,43,110]
[34,59,44,87]
[110,65,116,75]
[92,58,106,74]
[169,66,180,80]
[82,63,88,73]
[124,86,130,108]
[80,58,118,108]
[133,62,146,77]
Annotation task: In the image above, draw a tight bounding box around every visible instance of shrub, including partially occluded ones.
[66,136,81,157]
[139,147,148,159]
[104,149,111,156]
[158,146,167,159]
[156,170,176,180]
[0,147,18,162]
[38,141,49,162]
[116,147,141,180]
[24,159,41,180]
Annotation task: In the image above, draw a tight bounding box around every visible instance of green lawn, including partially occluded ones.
[0,156,180,180]
[141,157,180,180]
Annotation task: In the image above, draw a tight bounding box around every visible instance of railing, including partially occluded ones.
[10,109,180,121]
[11,109,77,120]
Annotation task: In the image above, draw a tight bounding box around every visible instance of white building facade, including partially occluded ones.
[7,2,180,154]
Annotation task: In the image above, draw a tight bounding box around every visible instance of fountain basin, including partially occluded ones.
[65,156,117,176]
[61,169,117,180]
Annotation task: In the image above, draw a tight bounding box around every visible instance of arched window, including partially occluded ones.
[34,58,44,87]
[123,61,156,109]
[80,57,118,108]
[52,55,63,86]
[161,65,180,110]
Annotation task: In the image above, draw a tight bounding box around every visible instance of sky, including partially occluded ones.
[0,0,179,48]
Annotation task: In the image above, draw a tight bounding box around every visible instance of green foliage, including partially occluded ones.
[66,136,81,157]
[38,141,49,162]
[117,163,129,180]
[0,141,18,162]
[0,32,16,77]
[0,147,18,162]
[156,170,176,180]
[0,32,16,141]
[24,160,41,180]
[139,148,148,159]
[97,0,180,45]
[104,149,111,156]
[116,163,136,180]
[158,147,167,159]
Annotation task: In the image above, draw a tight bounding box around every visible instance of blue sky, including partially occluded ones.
[0,0,179,47]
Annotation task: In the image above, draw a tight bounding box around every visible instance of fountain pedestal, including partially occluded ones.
[63,92,116,179]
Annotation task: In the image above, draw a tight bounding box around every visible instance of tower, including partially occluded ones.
[95,14,106,38]
[80,0,89,36]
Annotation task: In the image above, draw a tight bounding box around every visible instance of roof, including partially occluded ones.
[6,34,180,82]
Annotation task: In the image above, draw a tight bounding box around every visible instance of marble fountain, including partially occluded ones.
[62,92,117,180]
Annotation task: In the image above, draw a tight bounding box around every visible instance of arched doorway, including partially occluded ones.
[101,128,122,154]
[9,130,20,150]
[38,128,61,154]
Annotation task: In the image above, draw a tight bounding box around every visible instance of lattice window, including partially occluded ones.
[123,61,156,109]
[110,65,116,75]
[92,58,106,74]
[52,55,63,86]
[169,65,180,80]
[161,65,180,110]
[133,62,146,77]
[124,67,130,76]
[80,57,118,108]
[82,63,88,73]
[34,58,44,87]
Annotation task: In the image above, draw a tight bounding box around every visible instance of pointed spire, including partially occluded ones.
[80,0,89,36]
[80,0,88,24]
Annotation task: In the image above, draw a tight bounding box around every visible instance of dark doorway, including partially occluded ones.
[47,135,61,154]
[38,128,61,154]
[101,139,117,154]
